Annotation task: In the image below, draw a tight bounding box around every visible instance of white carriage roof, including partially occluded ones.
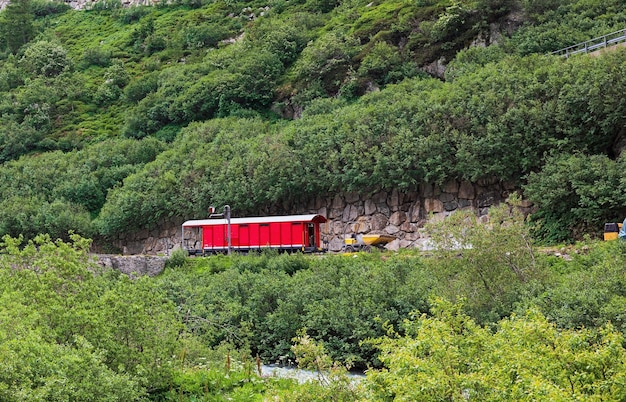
[182,214,327,227]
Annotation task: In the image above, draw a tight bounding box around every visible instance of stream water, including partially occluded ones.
[261,364,365,384]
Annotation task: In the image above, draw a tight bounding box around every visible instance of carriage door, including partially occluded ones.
[307,223,315,248]
[260,224,270,248]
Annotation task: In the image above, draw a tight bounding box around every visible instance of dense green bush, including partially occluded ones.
[114,5,152,24]
[509,0,626,53]
[123,70,159,103]
[292,31,360,96]
[156,251,434,369]
[178,23,228,50]
[98,117,282,235]
[80,46,112,68]
[425,198,546,323]
[0,57,24,90]
[0,0,34,54]
[30,0,71,17]
[0,119,44,163]
[526,240,626,331]
[20,40,71,77]
[153,230,626,398]
[524,154,626,243]
[0,234,180,398]
[0,234,307,400]
[245,13,319,66]
[99,48,626,237]
[0,138,165,240]
[366,298,626,401]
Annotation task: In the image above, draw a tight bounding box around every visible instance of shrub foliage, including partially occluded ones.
[0,0,625,243]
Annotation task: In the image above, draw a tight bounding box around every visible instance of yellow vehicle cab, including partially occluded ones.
[604,222,624,241]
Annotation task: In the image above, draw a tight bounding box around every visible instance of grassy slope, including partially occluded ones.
[0,0,625,243]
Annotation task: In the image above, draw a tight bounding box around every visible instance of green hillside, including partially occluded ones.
[0,0,625,244]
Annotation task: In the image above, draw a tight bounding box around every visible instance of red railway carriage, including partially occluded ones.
[182,214,327,255]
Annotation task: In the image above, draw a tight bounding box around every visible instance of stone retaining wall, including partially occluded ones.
[304,179,529,252]
[108,180,532,255]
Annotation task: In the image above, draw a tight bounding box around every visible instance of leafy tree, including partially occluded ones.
[20,40,71,77]
[0,234,184,397]
[0,56,24,91]
[245,14,318,66]
[123,71,159,103]
[95,61,130,104]
[366,298,626,401]
[0,0,34,54]
[424,1,472,43]
[425,195,544,322]
[0,119,44,162]
[293,31,360,95]
[54,176,105,215]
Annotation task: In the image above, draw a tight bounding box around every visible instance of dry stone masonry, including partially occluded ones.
[302,179,530,252]
[109,180,532,255]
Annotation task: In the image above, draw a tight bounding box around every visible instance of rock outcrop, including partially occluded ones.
[95,254,167,276]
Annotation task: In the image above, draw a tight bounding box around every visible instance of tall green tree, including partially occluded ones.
[0,0,34,54]
[425,195,543,322]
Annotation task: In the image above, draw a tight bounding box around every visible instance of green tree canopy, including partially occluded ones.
[0,0,34,53]
[366,298,626,401]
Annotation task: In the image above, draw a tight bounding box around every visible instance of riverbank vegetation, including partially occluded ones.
[0,0,625,245]
[3,204,626,400]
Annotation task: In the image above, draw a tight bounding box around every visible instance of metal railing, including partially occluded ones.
[550,28,626,57]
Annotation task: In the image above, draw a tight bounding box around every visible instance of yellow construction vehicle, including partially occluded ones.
[343,233,396,252]
[604,220,625,240]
